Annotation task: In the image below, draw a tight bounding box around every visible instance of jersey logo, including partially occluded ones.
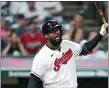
[54,49,73,72]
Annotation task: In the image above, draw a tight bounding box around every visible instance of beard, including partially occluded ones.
[48,36,62,46]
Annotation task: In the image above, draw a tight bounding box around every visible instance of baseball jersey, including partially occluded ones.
[31,40,82,88]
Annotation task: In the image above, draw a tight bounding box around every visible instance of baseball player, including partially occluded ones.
[28,20,108,88]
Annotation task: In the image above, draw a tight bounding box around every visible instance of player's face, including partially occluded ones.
[46,27,62,46]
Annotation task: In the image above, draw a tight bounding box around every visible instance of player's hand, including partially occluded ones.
[100,23,108,36]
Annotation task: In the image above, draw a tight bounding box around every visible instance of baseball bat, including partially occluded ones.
[94,1,106,24]
[94,1,108,32]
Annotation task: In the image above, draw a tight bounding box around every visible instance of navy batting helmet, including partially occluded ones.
[42,20,62,34]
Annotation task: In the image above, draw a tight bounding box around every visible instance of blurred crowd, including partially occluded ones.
[1,1,108,59]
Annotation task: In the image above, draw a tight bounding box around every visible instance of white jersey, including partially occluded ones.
[31,40,82,88]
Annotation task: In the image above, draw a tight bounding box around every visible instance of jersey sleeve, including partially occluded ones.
[31,54,48,81]
[72,42,82,57]
[64,40,82,57]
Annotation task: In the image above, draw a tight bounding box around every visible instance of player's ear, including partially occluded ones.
[45,35,47,39]
[44,34,48,39]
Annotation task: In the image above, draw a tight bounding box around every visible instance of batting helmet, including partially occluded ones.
[42,20,62,34]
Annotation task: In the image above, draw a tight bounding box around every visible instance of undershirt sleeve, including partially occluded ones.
[80,33,103,55]
[28,73,43,88]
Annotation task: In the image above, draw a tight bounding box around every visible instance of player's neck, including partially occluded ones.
[46,43,60,51]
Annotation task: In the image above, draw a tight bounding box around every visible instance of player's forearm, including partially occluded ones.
[28,73,43,88]
[80,33,103,55]
[80,23,108,55]
[84,33,103,51]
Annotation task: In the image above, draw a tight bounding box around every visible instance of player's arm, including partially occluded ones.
[80,23,108,55]
[28,73,43,88]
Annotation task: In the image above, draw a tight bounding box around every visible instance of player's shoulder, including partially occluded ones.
[62,39,71,43]
[33,45,51,61]
[61,40,81,49]
[62,39,77,45]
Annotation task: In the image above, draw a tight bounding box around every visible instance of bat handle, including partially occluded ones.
[99,10,107,24]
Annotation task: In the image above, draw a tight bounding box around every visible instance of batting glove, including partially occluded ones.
[100,23,108,36]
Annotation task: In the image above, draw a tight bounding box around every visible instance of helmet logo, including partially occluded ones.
[48,22,52,29]
[52,20,56,25]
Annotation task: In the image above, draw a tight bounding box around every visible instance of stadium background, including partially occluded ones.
[1,1,108,88]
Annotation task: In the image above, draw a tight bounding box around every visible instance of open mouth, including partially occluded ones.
[55,37,60,40]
